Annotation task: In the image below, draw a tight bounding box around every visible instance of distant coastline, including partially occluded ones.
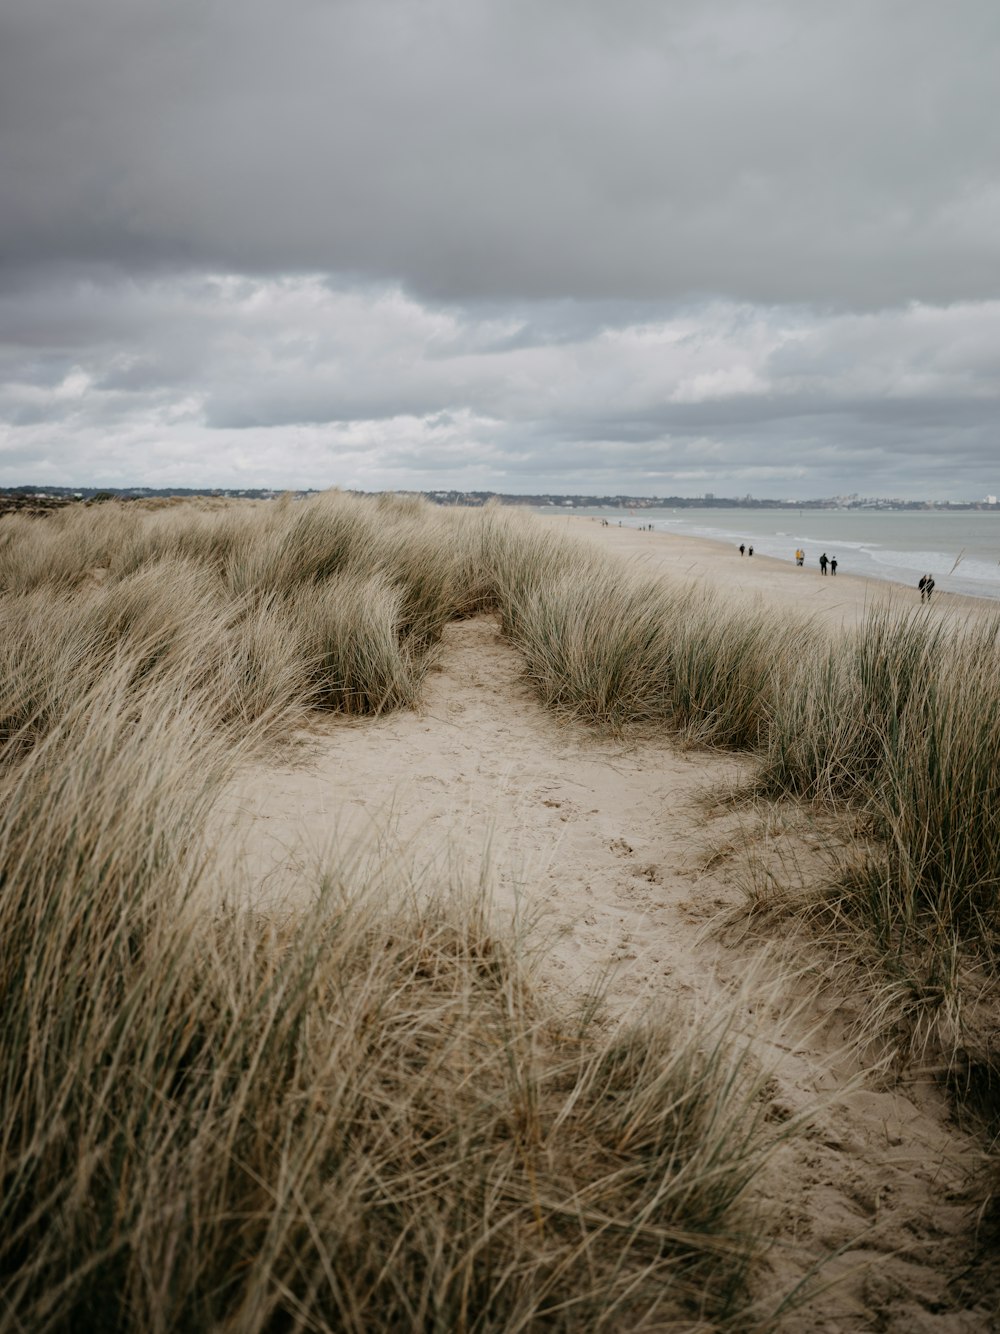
[2,484,999,514]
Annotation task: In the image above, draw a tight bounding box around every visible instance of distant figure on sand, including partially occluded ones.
[919,574,935,602]
[819,553,828,575]
[795,548,804,566]
[830,557,837,575]
[739,543,745,556]
[748,545,754,557]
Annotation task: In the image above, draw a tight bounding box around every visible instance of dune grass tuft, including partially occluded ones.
[288,570,427,714]
[506,561,806,748]
[837,620,1000,964]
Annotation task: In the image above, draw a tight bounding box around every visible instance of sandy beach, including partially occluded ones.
[211,512,996,1330]
[555,514,991,625]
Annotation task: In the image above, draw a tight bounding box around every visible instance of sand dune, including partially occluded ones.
[213,520,995,1329]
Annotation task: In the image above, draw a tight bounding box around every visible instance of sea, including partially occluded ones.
[543,507,1000,603]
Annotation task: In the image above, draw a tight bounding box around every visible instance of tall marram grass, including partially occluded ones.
[0,503,145,592]
[733,601,1000,1088]
[0,558,308,757]
[505,563,808,747]
[831,619,1000,965]
[753,609,1000,964]
[759,606,947,802]
[0,647,784,1330]
[288,570,426,713]
[0,492,473,738]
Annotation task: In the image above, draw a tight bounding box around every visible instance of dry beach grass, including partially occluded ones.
[1,493,999,1329]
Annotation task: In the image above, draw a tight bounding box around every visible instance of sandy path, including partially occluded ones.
[215,616,752,1010]
[212,599,994,1329]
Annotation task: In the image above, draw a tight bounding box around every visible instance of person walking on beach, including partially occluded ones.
[739,543,745,556]
[795,548,804,566]
[819,553,828,575]
[748,545,754,557]
[830,556,837,575]
[919,574,935,602]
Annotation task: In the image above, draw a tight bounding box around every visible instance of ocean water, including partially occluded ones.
[549,507,1000,602]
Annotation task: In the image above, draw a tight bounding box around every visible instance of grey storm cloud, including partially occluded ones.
[2,0,999,306]
[2,0,999,498]
[2,270,1000,496]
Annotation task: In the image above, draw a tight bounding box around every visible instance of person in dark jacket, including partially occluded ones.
[819,553,828,575]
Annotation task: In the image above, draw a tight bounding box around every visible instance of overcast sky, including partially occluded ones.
[2,0,998,498]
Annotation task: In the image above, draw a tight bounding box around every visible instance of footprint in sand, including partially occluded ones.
[630,862,664,885]
[541,797,576,822]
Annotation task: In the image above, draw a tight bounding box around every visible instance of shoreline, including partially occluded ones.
[580,505,1000,607]
[543,512,993,625]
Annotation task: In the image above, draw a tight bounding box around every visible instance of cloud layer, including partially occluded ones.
[4,273,997,497]
[2,0,998,495]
